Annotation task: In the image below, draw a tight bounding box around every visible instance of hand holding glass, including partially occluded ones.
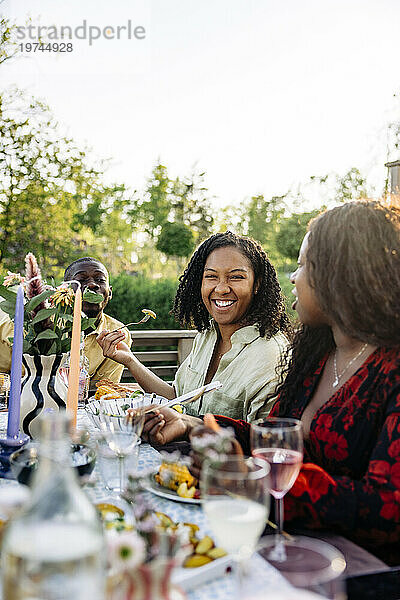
[251,418,303,561]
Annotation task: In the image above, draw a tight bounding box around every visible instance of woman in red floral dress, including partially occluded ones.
[143,200,400,563]
[212,199,400,564]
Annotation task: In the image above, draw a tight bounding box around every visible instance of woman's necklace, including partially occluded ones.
[332,342,368,388]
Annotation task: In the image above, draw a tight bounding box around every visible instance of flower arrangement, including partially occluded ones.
[0,253,103,356]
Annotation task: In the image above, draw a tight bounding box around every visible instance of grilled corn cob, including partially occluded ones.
[155,463,197,492]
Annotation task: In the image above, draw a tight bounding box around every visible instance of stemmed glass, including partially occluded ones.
[251,418,303,562]
[201,455,270,592]
[98,395,146,495]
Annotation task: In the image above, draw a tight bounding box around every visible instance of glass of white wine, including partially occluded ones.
[201,455,270,594]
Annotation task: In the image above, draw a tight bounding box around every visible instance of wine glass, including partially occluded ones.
[251,418,303,562]
[98,395,145,494]
[201,455,270,592]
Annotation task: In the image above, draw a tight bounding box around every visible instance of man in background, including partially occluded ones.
[64,257,132,387]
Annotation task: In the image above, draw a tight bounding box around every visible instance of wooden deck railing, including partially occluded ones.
[121,329,197,382]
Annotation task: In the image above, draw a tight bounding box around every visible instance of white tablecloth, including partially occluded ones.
[0,411,291,600]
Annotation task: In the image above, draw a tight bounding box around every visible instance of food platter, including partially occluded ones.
[144,477,201,505]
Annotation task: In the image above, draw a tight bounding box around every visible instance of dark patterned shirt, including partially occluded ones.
[215,347,400,564]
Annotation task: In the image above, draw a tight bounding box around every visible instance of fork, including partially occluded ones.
[112,314,152,332]
[111,309,156,332]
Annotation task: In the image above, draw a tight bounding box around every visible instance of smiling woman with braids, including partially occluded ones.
[97,232,291,423]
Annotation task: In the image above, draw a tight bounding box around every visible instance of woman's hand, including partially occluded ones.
[96,330,133,366]
[141,407,188,446]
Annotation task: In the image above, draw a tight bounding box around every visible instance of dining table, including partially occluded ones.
[0,409,294,600]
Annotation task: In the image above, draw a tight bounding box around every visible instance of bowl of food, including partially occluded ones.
[85,391,169,432]
[10,443,96,486]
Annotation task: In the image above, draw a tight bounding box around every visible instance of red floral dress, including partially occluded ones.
[215,347,400,564]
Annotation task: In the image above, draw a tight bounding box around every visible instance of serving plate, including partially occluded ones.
[144,477,201,505]
[172,554,232,591]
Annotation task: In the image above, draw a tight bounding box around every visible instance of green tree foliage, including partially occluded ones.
[107,274,178,329]
[275,210,321,261]
[156,221,195,258]
[246,194,287,258]
[0,14,21,65]
[129,162,214,276]
[129,162,214,244]
[335,168,368,203]
[0,88,134,276]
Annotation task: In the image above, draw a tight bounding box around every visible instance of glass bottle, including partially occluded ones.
[59,333,90,406]
[1,411,106,600]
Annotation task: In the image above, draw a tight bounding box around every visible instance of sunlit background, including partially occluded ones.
[4,0,400,204]
[1,0,400,318]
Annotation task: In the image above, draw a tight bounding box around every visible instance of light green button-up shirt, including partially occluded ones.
[174,324,288,422]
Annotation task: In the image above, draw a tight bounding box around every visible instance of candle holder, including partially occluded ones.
[0,432,30,479]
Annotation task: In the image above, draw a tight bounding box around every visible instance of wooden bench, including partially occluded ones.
[121,329,197,383]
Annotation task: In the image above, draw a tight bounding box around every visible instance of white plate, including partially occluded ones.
[172,555,232,591]
[144,477,201,505]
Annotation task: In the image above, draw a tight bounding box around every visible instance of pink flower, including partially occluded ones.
[3,271,25,287]
[24,252,46,316]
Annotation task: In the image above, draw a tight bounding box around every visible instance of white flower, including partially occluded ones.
[106,529,146,573]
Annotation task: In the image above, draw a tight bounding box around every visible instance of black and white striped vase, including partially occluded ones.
[20,353,68,438]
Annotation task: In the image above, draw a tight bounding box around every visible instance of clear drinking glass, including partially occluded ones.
[251,418,303,562]
[0,373,10,411]
[98,395,145,495]
[95,433,141,493]
[255,535,347,599]
[201,455,270,595]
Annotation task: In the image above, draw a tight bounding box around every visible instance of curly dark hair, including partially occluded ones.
[276,199,400,415]
[172,231,291,339]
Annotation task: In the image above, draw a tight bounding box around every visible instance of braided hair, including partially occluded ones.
[172,231,291,339]
[276,199,400,415]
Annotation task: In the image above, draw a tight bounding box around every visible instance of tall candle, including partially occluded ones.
[7,285,24,439]
[66,286,81,427]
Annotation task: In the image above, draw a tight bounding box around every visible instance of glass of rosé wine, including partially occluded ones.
[251,418,303,562]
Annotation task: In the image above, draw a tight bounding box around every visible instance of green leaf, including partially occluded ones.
[59,313,74,322]
[23,339,31,353]
[61,337,71,352]
[0,285,18,303]
[34,329,58,341]
[48,341,57,354]
[81,317,96,330]
[0,300,17,319]
[31,307,57,325]
[82,290,103,304]
[25,289,55,313]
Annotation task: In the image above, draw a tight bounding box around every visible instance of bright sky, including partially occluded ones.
[2,0,400,208]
